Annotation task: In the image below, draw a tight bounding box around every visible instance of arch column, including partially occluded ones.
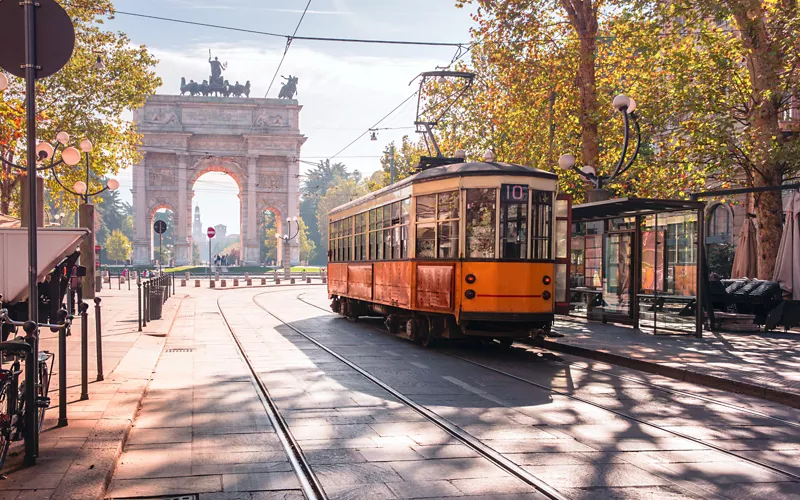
[244,155,260,265]
[133,160,150,265]
[287,155,300,265]
[175,153,191,265]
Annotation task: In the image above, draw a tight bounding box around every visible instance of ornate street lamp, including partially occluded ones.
[275,216,299,280]
[558,94,642,202]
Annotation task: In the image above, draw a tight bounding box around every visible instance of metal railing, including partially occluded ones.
[137,272,174,331]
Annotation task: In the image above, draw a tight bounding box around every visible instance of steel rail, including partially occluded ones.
[292,293,800,482]
[442,352,800,482]
[250,292,568,500]
[215,295,327,500]
[295,294,800,429]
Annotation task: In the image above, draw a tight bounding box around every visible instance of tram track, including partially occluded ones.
[215,292,328,500]
[249,291,569,500]
[292,291,800,485]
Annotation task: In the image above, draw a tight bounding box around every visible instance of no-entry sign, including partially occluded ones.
[207,227,216,238]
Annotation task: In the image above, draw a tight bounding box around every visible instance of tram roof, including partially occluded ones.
[329,161,558,216]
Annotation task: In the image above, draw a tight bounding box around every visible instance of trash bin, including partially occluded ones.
[149,287,164,320]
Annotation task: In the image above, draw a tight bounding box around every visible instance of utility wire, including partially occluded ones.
[112,10,465,47]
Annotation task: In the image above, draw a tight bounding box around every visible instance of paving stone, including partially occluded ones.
[410,445,480,459]
[222,472,300,492]
[313,463,404,488]
[527,463,669,488]
[389,458,510,481]
[450,476,534,496]
[357,446,426,462]
[385,480,463,498]
[560,485,699,500]
[303,448,367,465]
[107,475,223,498]
[321,483,398,500]
[125,426,192,445]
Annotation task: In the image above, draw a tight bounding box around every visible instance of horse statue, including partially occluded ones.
[278,75,298,99]
[180,77,201,96]
[200,80,210,96]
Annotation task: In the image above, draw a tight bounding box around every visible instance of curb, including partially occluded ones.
[531,338,800,410]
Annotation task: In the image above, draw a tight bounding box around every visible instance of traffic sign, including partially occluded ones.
[154,220,167,234]
[94,245,101,251]
[207,227,216,238]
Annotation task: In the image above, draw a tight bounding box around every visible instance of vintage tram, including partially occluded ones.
[327,157,559,345]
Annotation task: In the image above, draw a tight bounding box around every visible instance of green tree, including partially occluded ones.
[300,160,360,264]
[368,136,429,191]
[0,0,160,215]
[297,218,316,263]
[192,241,201,264]
[105,229,131,264]
[316,178,368,257]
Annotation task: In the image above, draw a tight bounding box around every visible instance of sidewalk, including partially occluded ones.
[0,286,183,500]
[540,316,800,408]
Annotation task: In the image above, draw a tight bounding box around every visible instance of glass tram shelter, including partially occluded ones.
[567,198,705,337]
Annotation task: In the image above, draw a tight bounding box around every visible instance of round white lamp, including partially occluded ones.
[558,154,576,170]
[79,139,93,153]
[73,181,87,194]
[613,94,631,112]
[36,142,54,161]
[61,146,81,166]
[107,178,120,191]
[0,73,8,92]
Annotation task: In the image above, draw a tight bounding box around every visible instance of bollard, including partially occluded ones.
[247,278,253,286]
[322,276,327,284]
[261,277,266,285]
[302,270,307,281]
[137,278,142,331]
[172,273,175,295]
[118,271,121,290]
[181,279,186,287]
[128,270,131,290]
[245,272,250,282]
[94,297,104,381]
[273,270,278,282]
[215,271,220,281]
[307,277,312,284]
[210,280,216,288]
[58,317,69,427]
[195,279,200,287]
[291,278,296,284]
[221,279,227,287]
[79,302,89,400]
[233,278,239,287]
[275,277,281,284]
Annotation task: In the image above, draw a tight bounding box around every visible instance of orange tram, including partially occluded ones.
[327,160,559,346]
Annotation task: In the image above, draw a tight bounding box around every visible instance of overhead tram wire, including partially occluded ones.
[109,10,466,48]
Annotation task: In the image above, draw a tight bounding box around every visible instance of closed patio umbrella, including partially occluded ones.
[731,216,757,279]
[773,191,800,299]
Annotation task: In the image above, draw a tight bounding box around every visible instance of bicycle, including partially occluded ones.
[0,309,63,471]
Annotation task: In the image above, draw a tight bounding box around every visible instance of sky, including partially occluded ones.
[107,0,477,233]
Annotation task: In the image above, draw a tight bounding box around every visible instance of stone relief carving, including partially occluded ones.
[254,109,289,127]
[149,167,177,186]
[189,137,243,152]
[258,172,284,190]
[144,136,188,148]
[149,108,180,125]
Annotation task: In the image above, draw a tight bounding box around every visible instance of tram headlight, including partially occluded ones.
[543,275,552,285]
[465,274,476,284]
[542,290,551,300]
[465,289,476,299]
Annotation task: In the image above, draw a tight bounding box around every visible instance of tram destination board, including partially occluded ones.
[501,184,529,203]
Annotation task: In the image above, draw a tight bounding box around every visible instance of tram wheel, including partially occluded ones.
[418,317,437,348]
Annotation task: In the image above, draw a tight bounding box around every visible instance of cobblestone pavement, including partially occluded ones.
[542,317,800,406]
[153,286,798,500]
[0,285,183,500]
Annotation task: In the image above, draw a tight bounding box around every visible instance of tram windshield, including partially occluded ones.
[500,184,528,259]
[465,189,496,258]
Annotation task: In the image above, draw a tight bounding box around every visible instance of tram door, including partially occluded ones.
[554,195,572,315]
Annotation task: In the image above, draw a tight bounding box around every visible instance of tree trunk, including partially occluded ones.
[577,34,600,170]
[729,3,786,279]
[560,0,600,170]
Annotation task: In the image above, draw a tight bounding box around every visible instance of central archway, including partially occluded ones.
[192,170,242,266]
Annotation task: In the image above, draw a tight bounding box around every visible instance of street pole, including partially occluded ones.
[159,233,163,273]
[208,238,212,280]
[389,144,396,185]
[23,0,40,466]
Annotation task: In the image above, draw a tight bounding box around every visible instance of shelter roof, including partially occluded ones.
[572,197,704,222]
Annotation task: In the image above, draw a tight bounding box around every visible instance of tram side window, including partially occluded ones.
[354,213,366,261]
[531,190,553,260]
[345,217,353,261]
[416,194,436,258]
[437,191,459,258]
[500,184,528,259]
[466,189,496,258]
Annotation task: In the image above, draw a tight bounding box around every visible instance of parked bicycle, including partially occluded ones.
[0,308,63,471]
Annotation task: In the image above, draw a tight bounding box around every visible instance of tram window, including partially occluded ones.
[383,227,392,259]
[393,227,401,258]
[531,190,553,260]
[436,191,460,258]
[416,223,436,258]
[500,187,528,259]
[466,189,496,258]
[401,225,409,258]
[369,231,376,260]
[402,198,411,224]
[392,202,401,226]
[416,195,435,221]
[438,191,459,219]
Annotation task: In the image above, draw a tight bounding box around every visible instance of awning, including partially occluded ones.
[572,197,704,222]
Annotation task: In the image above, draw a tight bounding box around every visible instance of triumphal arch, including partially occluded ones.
[131,65,305,266]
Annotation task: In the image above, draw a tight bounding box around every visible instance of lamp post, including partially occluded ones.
[558,94,642,203]
[39,139,120,298]
[276,217,299,280]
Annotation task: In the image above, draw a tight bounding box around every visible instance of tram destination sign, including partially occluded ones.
[501,184,529,203]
